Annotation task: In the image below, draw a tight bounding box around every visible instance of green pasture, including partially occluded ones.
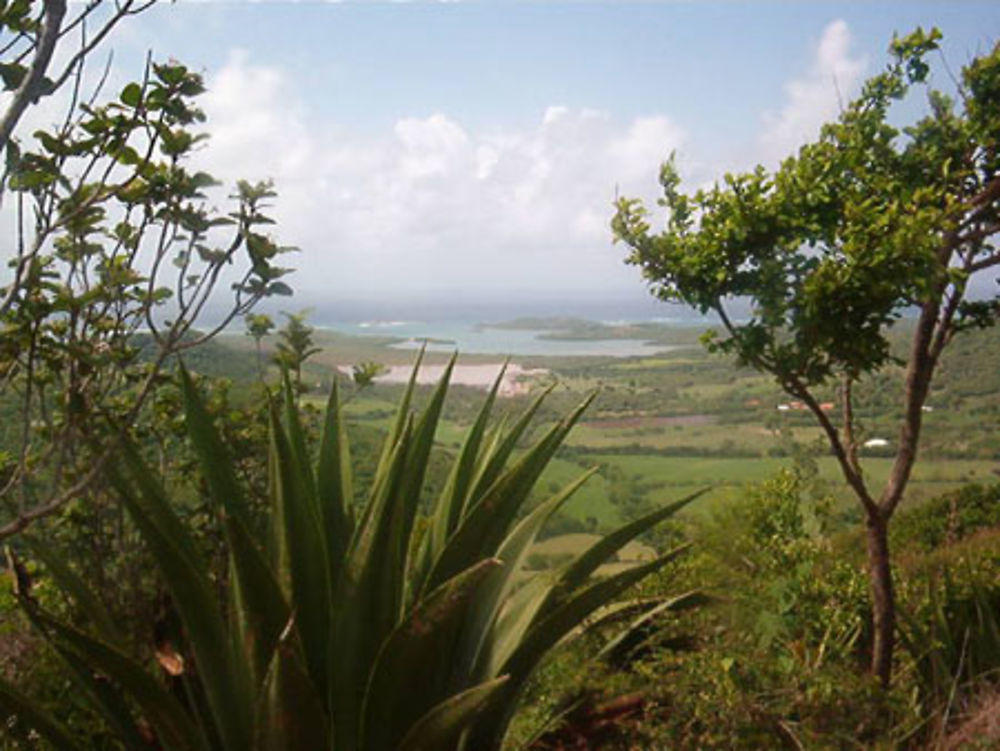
[533,456,621,527]
[574,452,1000,515]
[567,420,827,453]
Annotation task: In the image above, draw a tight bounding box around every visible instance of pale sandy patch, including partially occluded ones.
[339,362,549,397]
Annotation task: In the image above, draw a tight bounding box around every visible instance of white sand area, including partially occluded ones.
[340,362,548,397]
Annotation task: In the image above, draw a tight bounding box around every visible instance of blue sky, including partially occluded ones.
[39,2,1000,306]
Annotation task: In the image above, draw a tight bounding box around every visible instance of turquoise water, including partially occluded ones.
[320,320,677,357]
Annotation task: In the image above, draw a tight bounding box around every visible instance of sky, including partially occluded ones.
[13,1,1000,312]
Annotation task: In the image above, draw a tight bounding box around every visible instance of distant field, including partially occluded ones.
[568,420,826,453]
[212,318,1000,543]
[533,456,621,527]
[570,453,1000,516]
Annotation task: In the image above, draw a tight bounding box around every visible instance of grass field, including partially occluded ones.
[214,317,1000,543]
[569,452,1000,516]
[533,456,621,527]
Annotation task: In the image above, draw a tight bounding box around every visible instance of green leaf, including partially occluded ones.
[467,383,556,500]
[178,366,250,524]
[598,591,713,668]
[506,546,690,679]
[469,546,690,747]
[34,613,208,751]
[459,469,599,682]
[269,400,332,701]
[425,391,596,591]
[254,625,330,750]
[0,62,26,90]
[330,416,414,750]
[120,82,142,107]
[542,488,707,616]
[24,539,124,645]
[266,281,293,296]
[361,558,502,750]
[113,445,252,750]
[316,378,354,593]
[0,680,84,750]
[397,677,510,751]
[422,361,508,585]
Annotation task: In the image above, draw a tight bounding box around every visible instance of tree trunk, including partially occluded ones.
[865,512,895,687]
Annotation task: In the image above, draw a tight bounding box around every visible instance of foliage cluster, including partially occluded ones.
[0,358,700,749]
[0,2,294,538]
[522,469,1000,749]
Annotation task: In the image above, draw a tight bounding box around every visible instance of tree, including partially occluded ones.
[0,1,156,149]
[0,6,294,538]
[274,310,320,393]
[245,312,274,381]
[351,359,386,389]
[613,28,1000,685]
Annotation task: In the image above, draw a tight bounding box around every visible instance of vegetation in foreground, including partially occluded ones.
[1,361,701,749]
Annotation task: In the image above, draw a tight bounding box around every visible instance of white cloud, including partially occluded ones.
[197,52,685,298]
[758,19,867,162]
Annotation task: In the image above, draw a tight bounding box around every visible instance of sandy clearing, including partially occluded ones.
[339,362,549,397]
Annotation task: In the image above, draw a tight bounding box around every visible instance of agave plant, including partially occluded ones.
[1,354,700,750]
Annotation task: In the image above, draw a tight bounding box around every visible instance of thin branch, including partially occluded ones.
[785,373,879,517]
[0,0,67,149]
[841,374,861,478]
[966,250,1000,274]
[880,297,940,516]
[46,1,143,95]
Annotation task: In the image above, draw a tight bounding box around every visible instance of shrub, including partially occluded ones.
[0,356,697,750]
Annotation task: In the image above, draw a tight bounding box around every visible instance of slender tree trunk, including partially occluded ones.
[865,511,895,687]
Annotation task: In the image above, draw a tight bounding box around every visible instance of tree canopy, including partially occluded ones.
[613,28,1000,685]
[615,28,998,390]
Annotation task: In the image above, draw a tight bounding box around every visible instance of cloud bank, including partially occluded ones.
[0,19,866,303]
[200,51,686,299]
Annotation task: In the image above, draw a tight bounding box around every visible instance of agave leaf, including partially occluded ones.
[587,592,711,634]
[254,619,331,750]
[430,360,507,552]
[269,402,332,701]
[396,676,510,751]
[491,576,552,679]
[112,451,251,750]
[541,489,706,616]
[225,514,291,683]
[178,366,250,525]
[466,383,555,503]
[390,354,456,611]
[316,377,354,588]
[35,613,209,751]
[5,553,148,747]
[50,643,153,750]
[0,680,84,750]
[597,590,713,668]
[469,546,690,749]
[180,369,289,683]
[373,345,425,482]
[25,539,123,645]
[330,418,415,751]
[361,558,502,750]
[426,392,595,591]
[114,439,205,573]
[503,545,690,679]
[460,469,599,682]
[411,370,508,600]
